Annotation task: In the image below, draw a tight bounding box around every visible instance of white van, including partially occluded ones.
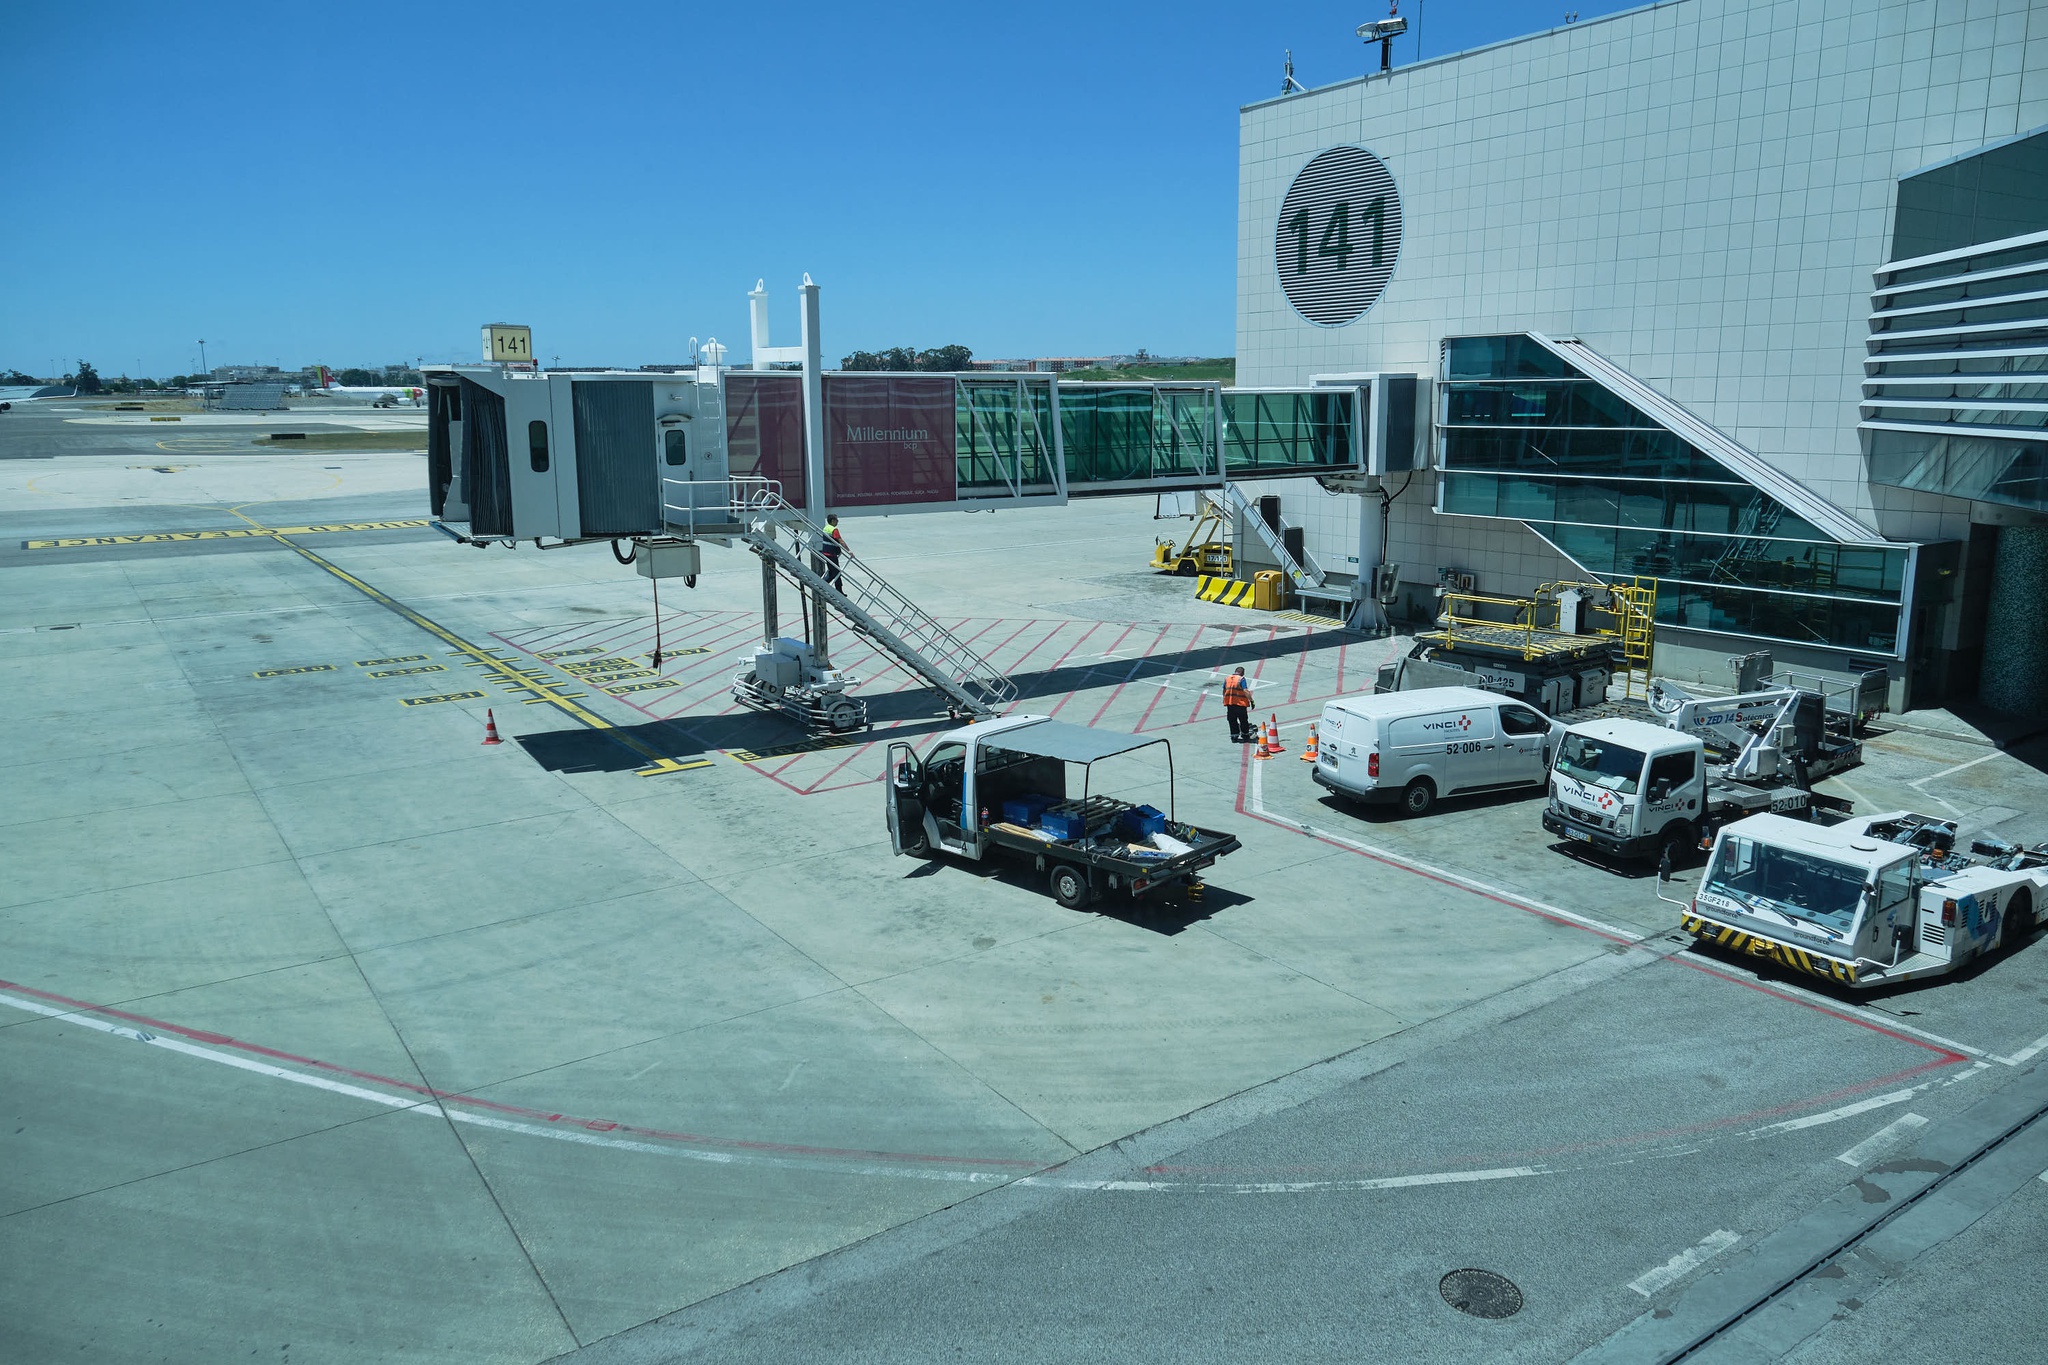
[1311,686,1565,816]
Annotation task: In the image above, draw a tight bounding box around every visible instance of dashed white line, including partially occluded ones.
[1629,1229,1741,1297]
[1836,1112,1930,1167]
[1747,1090,1915,1137]
[1025,1165,1547,1194]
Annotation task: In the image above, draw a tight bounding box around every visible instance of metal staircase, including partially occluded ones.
[726,486,1017,717]
[1213,483,1325,592]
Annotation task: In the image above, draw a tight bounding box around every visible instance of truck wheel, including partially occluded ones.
[1050,864,1090,909]
[1658,822,1696,870]
[2007,888,2035,947]
[1401,778,1436,817]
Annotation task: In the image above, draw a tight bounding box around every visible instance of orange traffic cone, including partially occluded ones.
[1253,722,1273,760]
[1299,723,1319,762]
[482,709,503,746]
[1265,715,1286,753]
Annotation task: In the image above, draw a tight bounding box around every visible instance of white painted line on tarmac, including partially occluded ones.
[1911,750,2003,785]
[1026,1165,1546,1194]
[1744,974,2002,1063]
[1747,1089,1914,1136]
[1246,760,1645,941]
[0,989,1013,1185]
[1835,1112,1929,1167]
[1628,1229,1741,1297]
[1999,1029,2048,1067]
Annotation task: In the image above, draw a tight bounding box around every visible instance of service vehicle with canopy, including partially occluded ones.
[885,716,1239,908]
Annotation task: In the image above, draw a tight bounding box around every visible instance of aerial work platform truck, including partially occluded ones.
[1542,681,1863,865]
[1686,811,2045,987]
[886,716,1239,909]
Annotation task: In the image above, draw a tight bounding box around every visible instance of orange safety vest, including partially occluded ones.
[1223,675,1252,707]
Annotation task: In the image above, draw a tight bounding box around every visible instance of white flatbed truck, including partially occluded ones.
[885,715,1239,909]
[1684,810,2046,987]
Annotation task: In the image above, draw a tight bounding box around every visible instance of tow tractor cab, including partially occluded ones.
[1688,811,2046,988]
[1312,686,1564,816]
[885,715,1240,909]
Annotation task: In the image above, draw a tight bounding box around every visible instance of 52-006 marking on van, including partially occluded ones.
[1445,740,1485,754]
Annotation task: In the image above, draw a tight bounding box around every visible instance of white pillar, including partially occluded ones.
[799,274,825,524]
[749,280,772,371]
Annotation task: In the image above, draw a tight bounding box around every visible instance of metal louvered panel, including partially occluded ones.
[458,378,511,537]
[571,380,660,537]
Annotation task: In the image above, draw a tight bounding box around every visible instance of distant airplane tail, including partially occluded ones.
[315,365,337,388]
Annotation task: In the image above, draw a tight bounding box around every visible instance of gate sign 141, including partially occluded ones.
[1276,146,1403,327]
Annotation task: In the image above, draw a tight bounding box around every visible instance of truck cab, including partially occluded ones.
[1542,716,1707,862]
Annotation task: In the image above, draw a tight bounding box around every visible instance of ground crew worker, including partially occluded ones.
[1223,666,1254,743]
[821,513,846,587]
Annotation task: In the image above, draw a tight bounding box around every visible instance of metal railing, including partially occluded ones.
[737,490,1016,714]
[660,475,783,536]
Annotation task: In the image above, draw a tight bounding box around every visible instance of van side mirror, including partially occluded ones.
[1649,779,1671,801]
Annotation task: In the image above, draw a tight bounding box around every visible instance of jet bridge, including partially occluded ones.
[424,277,1430,730]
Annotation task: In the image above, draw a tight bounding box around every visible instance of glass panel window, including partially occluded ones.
[527,420,549,473]
[663,429,687,467]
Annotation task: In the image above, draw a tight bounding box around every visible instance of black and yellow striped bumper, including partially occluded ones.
[1683,913,1861,986]
[1196,574,1259,607]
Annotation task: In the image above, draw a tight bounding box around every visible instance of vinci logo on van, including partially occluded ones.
[1420,714,1474,733]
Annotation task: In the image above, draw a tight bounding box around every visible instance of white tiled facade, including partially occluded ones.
[1235,0,2048,618]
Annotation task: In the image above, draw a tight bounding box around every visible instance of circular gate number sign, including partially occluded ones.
[1276,146,1403,327]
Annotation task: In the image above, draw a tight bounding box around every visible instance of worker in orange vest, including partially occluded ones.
[1223,666,1254,744]
[821,513,846,587]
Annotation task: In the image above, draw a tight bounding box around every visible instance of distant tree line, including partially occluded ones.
[840,344,973,372]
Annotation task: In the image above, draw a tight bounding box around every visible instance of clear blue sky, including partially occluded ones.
[1,1,1636,378]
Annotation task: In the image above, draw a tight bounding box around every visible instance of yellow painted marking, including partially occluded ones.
[148,416,182,422]
[634,757,715,776]
[223,522,701,776]
[355,655,428,667]
[369,664,447,678]
[728,733,867,764]
[22,520,430,550]
[537,647,606,659]
[251,664,336,678]
[606,679,679,694]
[400,690,489,707]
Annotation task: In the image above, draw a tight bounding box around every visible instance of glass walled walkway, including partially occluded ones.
[955,377,1362,499]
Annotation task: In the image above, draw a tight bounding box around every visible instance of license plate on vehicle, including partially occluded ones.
[1564,827,1589,842]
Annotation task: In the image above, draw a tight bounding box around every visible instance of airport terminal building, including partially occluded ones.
[1236,0,2048,713]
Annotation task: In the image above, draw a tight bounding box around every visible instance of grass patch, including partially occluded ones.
[256,431,426,452]
[1058,359,1236,384]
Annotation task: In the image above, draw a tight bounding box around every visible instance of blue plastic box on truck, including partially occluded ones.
[1118,804,1167,839]
[1003,793,1056,826]
[1039,809,1088,841]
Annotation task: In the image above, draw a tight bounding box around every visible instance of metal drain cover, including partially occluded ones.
[1440,1268,1523,1319]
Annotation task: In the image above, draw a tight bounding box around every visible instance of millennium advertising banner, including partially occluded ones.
[823,375,957,508]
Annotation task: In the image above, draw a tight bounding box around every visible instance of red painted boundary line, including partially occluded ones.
[1228,749,1967,1063]
[0,977,1041,1169]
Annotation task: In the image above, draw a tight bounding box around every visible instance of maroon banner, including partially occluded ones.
[823,375,957,508]
[724,372,806,508]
